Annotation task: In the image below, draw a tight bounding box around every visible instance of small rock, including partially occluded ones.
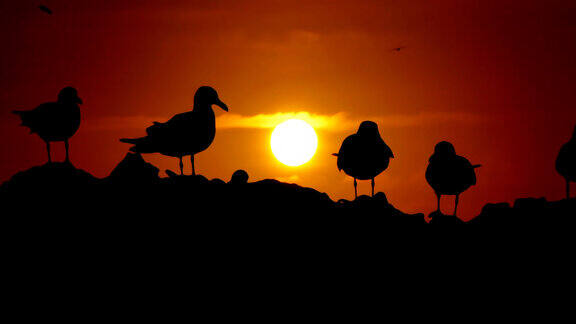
[229,169,249,184]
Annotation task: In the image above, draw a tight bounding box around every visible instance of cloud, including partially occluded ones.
[216,112,353,131]
[87,111,482,132]
[217,111,482,131]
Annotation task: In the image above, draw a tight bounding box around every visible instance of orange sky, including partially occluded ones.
[1,0,575,220]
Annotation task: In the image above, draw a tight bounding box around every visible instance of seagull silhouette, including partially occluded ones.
[120,86,228,176]
[13,87,82,163]
[38,5,53,15]
[425,141,481,216]
[333,121,394,198]
[556,125,576,199]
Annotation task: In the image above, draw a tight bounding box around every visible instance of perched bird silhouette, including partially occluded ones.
[333,121,394,198]
[13,87,82,163]
[120,86,228,176]
[556,125,576,199]
[38,5,53,15]
[425,141,481,216]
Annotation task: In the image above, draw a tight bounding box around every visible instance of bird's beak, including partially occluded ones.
[77,97,83,104]
[215,99,228,111]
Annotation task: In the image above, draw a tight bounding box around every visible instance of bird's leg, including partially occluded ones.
[354,178,358,199]
[454,194,460,216]
[371,178,375,197]
[436,193,441,213]
[191,155,196,176]
[179,156,184,175]
[64,140,70,163]
[46,141,52,164]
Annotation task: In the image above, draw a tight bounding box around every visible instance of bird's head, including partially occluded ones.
[58,87,82,104]
[194,86,228,111]
[433,141,456,157]
[357,120,380,137]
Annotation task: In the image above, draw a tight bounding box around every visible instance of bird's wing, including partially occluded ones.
[556,142,576,175]
[146,113,185,135]
[145,121,167,136]
[425,161,436,188]
[34,102,58,114]
[164,112,193,128]
[383,142,394,158]
[336,135,357,171]
[143,112,196,140]
[13,102,57,130]
[456,156,478,186]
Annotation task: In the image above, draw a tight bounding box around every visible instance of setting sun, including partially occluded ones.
[271,119,318,167]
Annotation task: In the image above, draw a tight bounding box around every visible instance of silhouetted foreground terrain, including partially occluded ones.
[1,153,574,228]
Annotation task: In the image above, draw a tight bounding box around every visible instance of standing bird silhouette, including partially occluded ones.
[425,141,481,216]
[333,121,394,198]
[556,125,576,199]
[13,87,82,163]
[120,86,228,176]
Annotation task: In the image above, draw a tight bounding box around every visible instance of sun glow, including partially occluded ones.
[271,119,318,167]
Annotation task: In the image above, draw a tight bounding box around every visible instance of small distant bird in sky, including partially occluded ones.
[391,46,406,52]
[333,121,394,198]
[120,86,228,176]
[425,141,481,216]
[38,5,53,15]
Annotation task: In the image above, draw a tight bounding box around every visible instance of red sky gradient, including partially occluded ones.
[1,0,575,220]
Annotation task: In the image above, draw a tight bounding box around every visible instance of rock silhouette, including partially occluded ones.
[1,154,575,227]
[120,86,228,176]
[107,152,160,184]
[12,87,83,163]
[556,125,576,199]
[469,197,576,226]
[333,121,394,198]
[425,141,481,216]
[0,162,97,195]
[229,169,249,184]
[426,210,466,225]
[0,155,424,226]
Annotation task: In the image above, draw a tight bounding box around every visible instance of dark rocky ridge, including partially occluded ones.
[1,153,574,227]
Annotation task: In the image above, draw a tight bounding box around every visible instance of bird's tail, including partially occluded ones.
[120,138,140,145]
[12,110,34,130]
[119,137,156,153]
[472,164,482,168]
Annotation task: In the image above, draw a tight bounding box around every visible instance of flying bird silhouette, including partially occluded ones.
[391,46,406,52]
[556,125,576,199]
[120,86,228,176]
[425,141,481,216]
[333,121,394,198]
[38,5,53,15]
[13,87,82,163]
